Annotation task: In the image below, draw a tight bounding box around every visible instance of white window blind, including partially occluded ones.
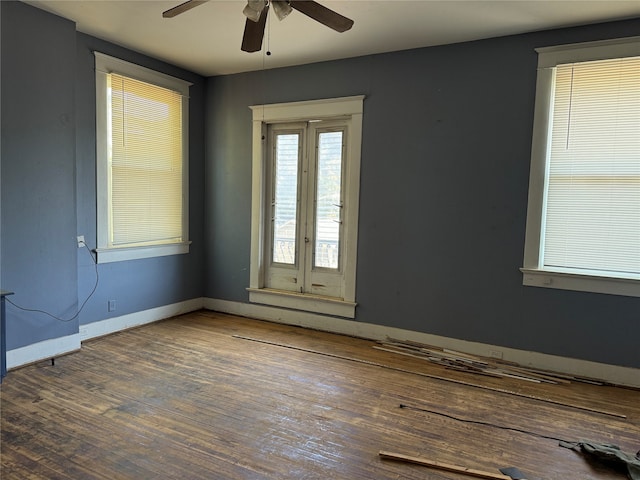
[108,73,184,247]
[543,56,640,276]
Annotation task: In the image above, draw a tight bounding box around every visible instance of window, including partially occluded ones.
[248,96,364,318]
[521,37,640,297]
[94,53,191,263]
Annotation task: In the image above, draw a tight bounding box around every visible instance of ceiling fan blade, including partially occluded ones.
[162,0,208,18]
[289,1,353,33]
[241,4,269,53]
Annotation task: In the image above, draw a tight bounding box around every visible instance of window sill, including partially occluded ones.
[520,267,640,298]
[247,288,357,318]
[96,242,190,264]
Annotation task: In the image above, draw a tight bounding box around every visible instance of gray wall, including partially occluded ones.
[204,19,640,369]
[1,2,78,346]
[1,1,205,351]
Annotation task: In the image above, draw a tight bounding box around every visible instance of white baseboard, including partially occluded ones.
[6,333,81,370]
[204,297,640,388]
[8,297,637,388]
[5,298,204,372]
[80,297,204,341]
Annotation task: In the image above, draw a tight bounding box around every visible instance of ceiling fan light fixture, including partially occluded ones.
[272,0,292,21]
[163,0,354,53]
[243,0,266,22]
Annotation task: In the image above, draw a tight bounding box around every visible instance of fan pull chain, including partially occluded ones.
[266,3,272,56]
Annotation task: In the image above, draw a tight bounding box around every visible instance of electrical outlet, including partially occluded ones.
[489,350,503,360]
[77,235,85,248]
[108,300,116,312]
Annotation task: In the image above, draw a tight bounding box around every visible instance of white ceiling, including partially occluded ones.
[25,0,640,76]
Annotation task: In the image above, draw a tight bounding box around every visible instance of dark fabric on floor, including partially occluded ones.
[560,440,640,480]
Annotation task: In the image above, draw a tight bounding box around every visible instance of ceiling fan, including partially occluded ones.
[163,0,354,53]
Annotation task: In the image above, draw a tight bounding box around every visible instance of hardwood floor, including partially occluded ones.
[1,310,639,479]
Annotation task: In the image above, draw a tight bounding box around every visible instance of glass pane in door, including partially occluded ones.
[314,131,343,269]
[272,133,299,264]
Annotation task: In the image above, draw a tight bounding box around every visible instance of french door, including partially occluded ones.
[264,120,347,298]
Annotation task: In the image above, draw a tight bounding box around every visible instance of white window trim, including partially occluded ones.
[521,36,640,297]
[94,52,192,263]
[247,96,365,318]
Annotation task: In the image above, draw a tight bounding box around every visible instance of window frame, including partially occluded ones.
[94,52,191,264]
[247,96,364,318]
[521,36,640,297]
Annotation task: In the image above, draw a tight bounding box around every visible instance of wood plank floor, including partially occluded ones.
[1,310,639,479]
